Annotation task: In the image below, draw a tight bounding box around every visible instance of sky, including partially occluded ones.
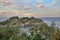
[0,0,60,19]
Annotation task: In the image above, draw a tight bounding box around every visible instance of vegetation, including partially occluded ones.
[0,17,60,40]
[0,27,19,40]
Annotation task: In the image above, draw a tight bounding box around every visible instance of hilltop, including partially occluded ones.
[0,16,48,27]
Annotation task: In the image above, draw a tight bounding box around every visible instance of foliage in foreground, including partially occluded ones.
[0,24,60,40]
[0,20,60,40]
[0,27,19,40]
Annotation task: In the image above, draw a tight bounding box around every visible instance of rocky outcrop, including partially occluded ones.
[0,16,47,27]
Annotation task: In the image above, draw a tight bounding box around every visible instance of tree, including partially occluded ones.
[51,20,56,27]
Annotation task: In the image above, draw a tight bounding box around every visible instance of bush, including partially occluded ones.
[0,26,19,40]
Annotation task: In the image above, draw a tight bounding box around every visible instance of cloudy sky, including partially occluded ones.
[0,0,60,19]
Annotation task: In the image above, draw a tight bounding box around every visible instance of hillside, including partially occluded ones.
[0,16,47,27]
[0,17,60,40]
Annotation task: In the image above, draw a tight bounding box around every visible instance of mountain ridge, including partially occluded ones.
[0,16,48,27]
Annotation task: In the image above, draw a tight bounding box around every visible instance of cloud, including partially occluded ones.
[0,0,31,10]
[37,7,60,17]
[0,0,60,18]
[36,3,44,9]
[0,0,12,6]
[23,13,33,17]
[24,6,60,17]
[13,4,31,10]
[50,0,56,6]
[0,0,19,8]
[50,0,60,6]
[0,7,60,18]
[0,7,33,18]
[0,9,24,17]
[23,5,31,10]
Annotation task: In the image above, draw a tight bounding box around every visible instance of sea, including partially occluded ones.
[41,17,60,27]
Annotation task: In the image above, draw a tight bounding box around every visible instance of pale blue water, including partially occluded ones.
[41,17,60,27]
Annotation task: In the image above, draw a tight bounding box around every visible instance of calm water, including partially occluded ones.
[41,17,60,27]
